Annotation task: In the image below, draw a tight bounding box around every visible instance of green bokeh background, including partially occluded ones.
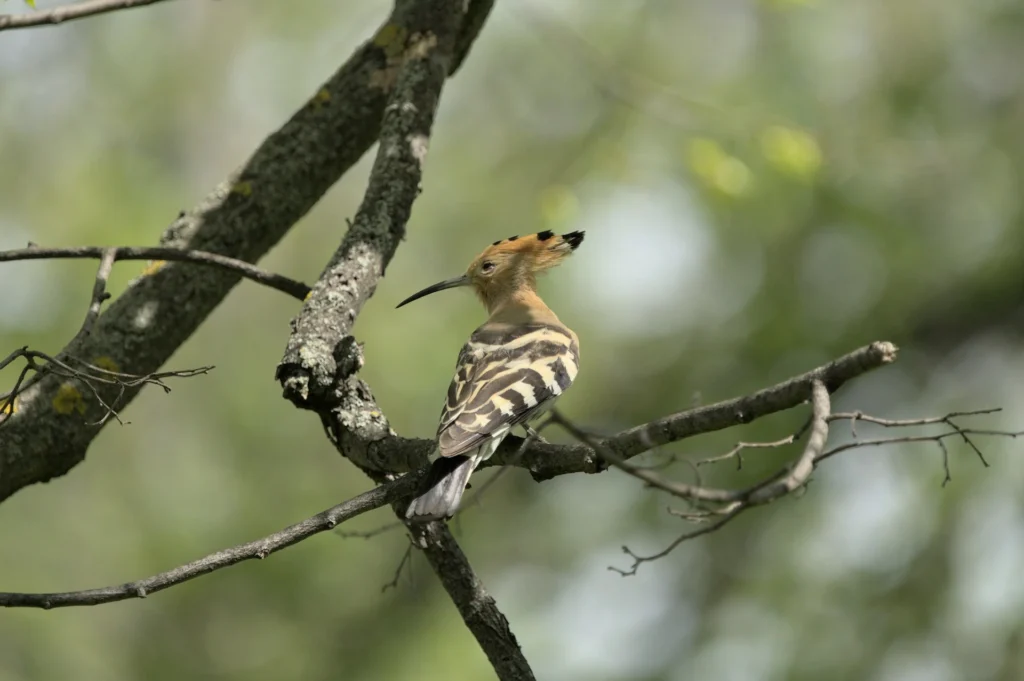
[2,1,1024,679]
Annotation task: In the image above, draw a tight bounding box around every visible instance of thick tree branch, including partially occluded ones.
[321,341,900,480]
[408,521,537,681]
[0,472,420,609]
[0,246,311,301]
[5,344,1014,611]
[277,0,464,407]
[0,0,173,31]
[0,0,493,505]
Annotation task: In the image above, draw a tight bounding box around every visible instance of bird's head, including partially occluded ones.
[396,230,585,310]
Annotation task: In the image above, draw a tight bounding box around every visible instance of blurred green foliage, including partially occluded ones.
[2,1,1024,680]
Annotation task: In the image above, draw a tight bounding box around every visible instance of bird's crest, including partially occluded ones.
[473,230,584,272]
[466,231,584,310]
[395,231,585,312]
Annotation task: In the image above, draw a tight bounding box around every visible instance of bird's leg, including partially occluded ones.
[522,423,550,443]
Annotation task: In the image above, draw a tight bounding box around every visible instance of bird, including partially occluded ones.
[396,230,585,521]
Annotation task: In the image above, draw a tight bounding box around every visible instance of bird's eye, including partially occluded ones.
[481,261,495,274]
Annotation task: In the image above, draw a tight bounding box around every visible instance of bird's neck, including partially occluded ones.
[486,287,561,325]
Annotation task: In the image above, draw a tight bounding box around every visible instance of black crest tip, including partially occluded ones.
[536,230,555,241]
[563,231,585,250]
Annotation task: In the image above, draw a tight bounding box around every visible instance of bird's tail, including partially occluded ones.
[405,453,481,522]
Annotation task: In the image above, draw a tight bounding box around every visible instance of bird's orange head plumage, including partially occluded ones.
[396,230,585,311]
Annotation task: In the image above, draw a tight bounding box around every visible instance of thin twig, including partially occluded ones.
[76,248,116,339]
[0,474,419,609]
[610,509,746,577]
[548,410,739,504]
[336,521,403,540]
[381,543,414,593]
[557,381,834,575]
[829,408,1002,428]
[816,429,1022,463]
[0,347,212,429]
[0,246,311,301]
[0,0,175,32]
[696,435,797,470]
[938,439,952,487]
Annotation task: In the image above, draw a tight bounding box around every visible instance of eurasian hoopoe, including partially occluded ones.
[397,230,585,521]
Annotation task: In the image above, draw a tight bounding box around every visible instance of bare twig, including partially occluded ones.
[611,510,746,577]
[0,246,311,301]
[603,394,1016,575]
[0,347,211,428]
[0,0,174,32]
[381,543,414,593]
[336,521,403,540]
[938,438,952,487]
[829,408,1003,428]
[607,381,830,575]
[0,473,421,609]
[696,434,798,470]
[815,429,1022,464]
[831,408,998,469]
[77,248,117,339]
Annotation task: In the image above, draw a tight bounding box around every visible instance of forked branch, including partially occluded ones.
[0,246,311,301]
[0,347,211,428]
[550,389,1018,576]
[0,474,418,608]
[3,340,1018,608]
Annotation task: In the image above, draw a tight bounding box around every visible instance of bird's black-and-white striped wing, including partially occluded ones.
[436,323,579,458]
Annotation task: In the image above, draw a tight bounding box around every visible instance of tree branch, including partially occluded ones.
[0,472,420,609]
[408,521,537,681]
[0,0,174,31]
[597,380,828,575]
[0,0,493,505]
[0,246,311,301]
[318,340,900,481]
[76,248,117,339]
[277,0,465,407]
[4,342,1014,611]
[0,348,211,428]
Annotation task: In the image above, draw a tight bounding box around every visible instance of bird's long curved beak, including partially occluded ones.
[396,274,471,308]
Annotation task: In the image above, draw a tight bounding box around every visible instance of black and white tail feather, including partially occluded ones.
[405,323,580,521]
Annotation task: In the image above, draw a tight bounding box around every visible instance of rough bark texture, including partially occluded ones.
[0,0,493,504]
[277,0,463,406]
[294,341,899,482]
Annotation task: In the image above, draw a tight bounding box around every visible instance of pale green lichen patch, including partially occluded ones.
[230,180,253,197]
[373,23,409,59]
[52,383,86,415]
[92,356,120,373]
[141,260,166,276]
[310,88,331,110]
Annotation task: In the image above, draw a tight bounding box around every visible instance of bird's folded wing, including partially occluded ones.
[436,324,579,459]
